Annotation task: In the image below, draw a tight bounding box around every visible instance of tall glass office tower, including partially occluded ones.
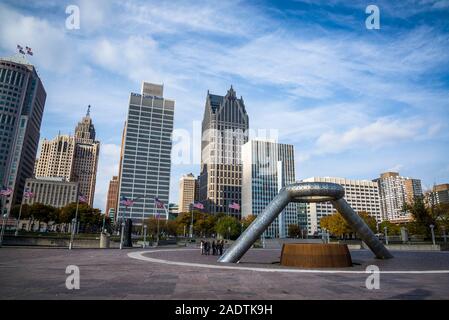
[241,139,297,238]
[0,55,46,214]
[117,83,174,224]
[199,86,249,217]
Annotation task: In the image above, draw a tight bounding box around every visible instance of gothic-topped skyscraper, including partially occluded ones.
[72,106,100,206]
[75,105,96,142]
[199,86,249,216]
[35,107,100,206]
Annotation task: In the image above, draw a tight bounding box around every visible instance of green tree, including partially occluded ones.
[379,220,401,236]
[10,204,31,219]
[358,211,377,233]
[59,203,103,232]
[288,224,302,238]
[320,212,351,238]
[194,212,216,237]
[27,203,58,230]
[405,197,434,236]
[215,216,241,240]
[175,210,211,237]
[433,203,449,232]
[241,214,256,232]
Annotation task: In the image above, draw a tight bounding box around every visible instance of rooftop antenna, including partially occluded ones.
[86,105,91,117]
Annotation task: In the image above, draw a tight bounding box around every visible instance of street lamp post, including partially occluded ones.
[189,205,194,238]
[384,226,389,245]
[430,224,436,246]
[119,205,127,250]
[68,189,80,250]
[102,213,106,233]
[261,232,265,249]
[15,202,24,237]
[155,213,160,247]
[0,213,7,248]
[443,226,447,243]
[143,224,147,248]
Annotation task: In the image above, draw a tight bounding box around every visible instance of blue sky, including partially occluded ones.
[1,0,448,211]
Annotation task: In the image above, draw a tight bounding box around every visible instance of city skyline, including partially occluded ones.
[0,1,448,211]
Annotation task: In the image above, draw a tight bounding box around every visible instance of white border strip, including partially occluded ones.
[128,249,449,274]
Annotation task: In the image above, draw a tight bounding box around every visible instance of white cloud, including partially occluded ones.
[315,118,422,154]
[0,3,78,73]
[386,164,404,172]
[120,0,270,36]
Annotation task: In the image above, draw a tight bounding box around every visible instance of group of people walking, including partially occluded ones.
[200,240,224,256]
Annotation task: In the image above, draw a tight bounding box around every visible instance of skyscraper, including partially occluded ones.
[199,86,249,216]
[72,106,100,206]
[117,82,174,223]
[179,173,197,213]
[241,139,296,238]
[35,134,76,181]
[34,107,100,206]
[302,177,382,235]
[375,172,423,222]
[0,55,46,213]
[428,184,449,205]
[105,176,119,219]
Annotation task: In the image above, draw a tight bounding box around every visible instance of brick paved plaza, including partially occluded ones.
[1,247,448,299]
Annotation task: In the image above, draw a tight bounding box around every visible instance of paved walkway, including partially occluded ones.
[1,247,448,299]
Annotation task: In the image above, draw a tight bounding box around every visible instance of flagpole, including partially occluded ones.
[69,186,80,250]
[14,201,24,237]
[190,204,194,238]
[120,205,126,250]
[0,196,7,248]
[156,210,160,246]
[164,204,168,226]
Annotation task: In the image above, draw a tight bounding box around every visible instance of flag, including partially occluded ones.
[26,46,33,56]
[193,202,204,210]
[0,187,13,196]
[229,202,240,211]
[120,196,134,207]
[78,194,88,203]
[154,197,165,208]
[23,188,34,199]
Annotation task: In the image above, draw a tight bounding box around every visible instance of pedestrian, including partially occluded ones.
[212,241,217,255]
[219,240,224,255]
[200,240,205,255]
[206,240,211,255]
[204,241,208,255]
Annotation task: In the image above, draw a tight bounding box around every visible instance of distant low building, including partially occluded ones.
[374,172,422,221]
[105,176,119,220]
[168,203,179,220]
[425,183,449,207]
[301,177,382,236]
[179,173,197,213]
[22,177,78,208]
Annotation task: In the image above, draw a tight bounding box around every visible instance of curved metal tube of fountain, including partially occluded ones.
[218,182,393,263]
